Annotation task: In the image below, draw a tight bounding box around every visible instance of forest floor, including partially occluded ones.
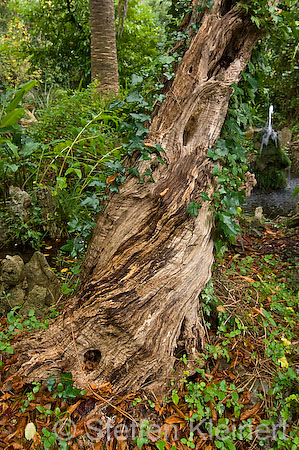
[0,220,298,450]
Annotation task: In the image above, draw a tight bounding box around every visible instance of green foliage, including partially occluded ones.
[0,80,38,197]
[116,0,160,85]
[0,18,41,88]
[41,428,68,450]
[0,305,57,363]
[134,419,150,449]
[240,0,299,123]
[0,76,166,254]
[0,0,11,33]
[46,372,86,399]
[205,99,248,250]
[256,166,287,190]
[11,0,90,87]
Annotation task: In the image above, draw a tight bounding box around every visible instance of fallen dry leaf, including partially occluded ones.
[240,402,261,421]
[209,400,217,423]
[144,142,156,148]
[165,415,185,424]
[106,173,119,184]
[236,275,255,283]
[265,226,276,235]
[116,434,128,450]
[67,399,82,416]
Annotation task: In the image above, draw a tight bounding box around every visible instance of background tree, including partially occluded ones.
[15,0,262,394]
[89,0,119,95]
[10,0,90,87]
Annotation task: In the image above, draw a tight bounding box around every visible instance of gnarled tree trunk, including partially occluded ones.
[15,1,260,394]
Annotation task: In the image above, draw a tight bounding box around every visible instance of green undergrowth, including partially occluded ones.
[0,230,297,449]
[127,237,298,450]
[0,77,165,256]
[0,304,58,359]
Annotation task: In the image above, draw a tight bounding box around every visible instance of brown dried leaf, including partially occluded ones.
[209,400,217,423]
[12,375,24,392]
[67,399,82,416]
[172,405,186,419]
[240,390,251,405]
[227,371,236,380]
[144,143,156,148]
[165,415,185,424]
[240,402,261,421]
[238,276,255,284]
[265,226,276,235]
[116,434,128,450]
[11,443,23,449]
[106,174,119,184]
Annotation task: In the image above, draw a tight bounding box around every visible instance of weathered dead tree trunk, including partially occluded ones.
[15,1,260,394]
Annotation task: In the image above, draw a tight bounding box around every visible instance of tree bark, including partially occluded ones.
[14,1,260,394]
[89,0,119,95]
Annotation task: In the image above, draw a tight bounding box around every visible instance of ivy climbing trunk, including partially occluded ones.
[15,0,260,394]
[89,0,119,95]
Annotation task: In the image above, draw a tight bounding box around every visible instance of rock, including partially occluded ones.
[6,287,26,309]
[244,171,257,197]
[286,209,299,228]
[255,111,291,190]
[250,378,269,404]
[34,186,61,239]
[21,285,48,316]
[0,255,27,314]
[0,255,25,287]
[278,127,292,148]
[289,141,299,173]
[0,216,8,245]
[8,186,31,221]
[24,252,60,305]
[256,138,291,190]
[254,206,265,223]
[0,252,60,316]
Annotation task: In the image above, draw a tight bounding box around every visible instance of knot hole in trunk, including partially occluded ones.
[83,349,102,370]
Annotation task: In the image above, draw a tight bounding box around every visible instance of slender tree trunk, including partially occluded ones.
[14,1,260,395]
[89,0,119,95]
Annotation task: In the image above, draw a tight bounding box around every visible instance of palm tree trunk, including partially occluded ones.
[89,0,119,95]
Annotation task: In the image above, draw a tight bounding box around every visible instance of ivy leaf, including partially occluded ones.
[130,74,143,86]
[207,139,229,160]
[136,437,148,449]
[158,55,175,65]
[47,376,56,392]
[200,192,210,202]
[20,141,40,157]
[221,192,243,215]
[156,441,166,450]
[217,212,240,241]
[172,391,179,405]
[126,91,143,103]
[130,113,151,122]
[186,201,200,217]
